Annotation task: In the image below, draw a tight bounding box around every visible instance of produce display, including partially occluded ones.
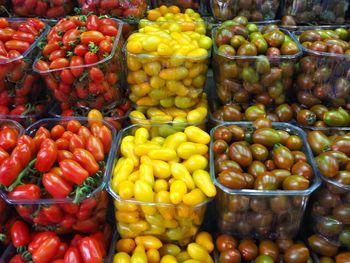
[130,92,208,126]
[0,118,116,233]
[77,0,147,18]
[34,15,124,111]
[308,234,342,258]
[211,121,319,239]
[11,0,74,18]
[211,0,279,21]
[139,6,207,34]
[282,0,348,24]
[4,219,112,262]
[216,234,311,262]
[213,19,301,106]
[113,231,215,262]
[153,0,201,11]
[110,125,215,244]
[295,28,350,109]
[126,13,212,108]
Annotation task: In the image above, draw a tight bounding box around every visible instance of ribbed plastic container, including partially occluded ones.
[1,117,117,234]
[210,122,321,239]
[212,27,302,106]
[108,124,212,245]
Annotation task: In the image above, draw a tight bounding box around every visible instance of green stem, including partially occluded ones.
[0,233,5,241]
[7,159,36,192]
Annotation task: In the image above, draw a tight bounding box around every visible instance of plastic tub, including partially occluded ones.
[210,0,280,21]
[152,0,201,11]
[108,124,212,245]
[212,27,302,106]
[126,46,210,109]
[77,0,147,19]
[11,0,74,18]
[33,17,125,111]
[0,18,49,123]
[49,102,131,131]
[294,27,350,109]
[282,0,348,24]
[210,122,320,239]
[1,117,117,234]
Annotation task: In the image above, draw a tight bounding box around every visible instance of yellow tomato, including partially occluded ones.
[113,252,131,263]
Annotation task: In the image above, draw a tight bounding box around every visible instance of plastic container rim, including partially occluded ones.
[0,117,118,205]
[210,121,321,196]
[0,18,50,65]
[212,26,303,60]
[107,123,213,208]
[32,18,124,74]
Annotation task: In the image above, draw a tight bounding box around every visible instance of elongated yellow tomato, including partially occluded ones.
[183,188,206,206]
[183,260,202,263]
[135,127,149,145]
[148,148,177,161]
[177,142,208,159]
[129,220,149,233]
[88,109,103,127]
[116,238,136,253]
[155,190,175,220]
[176,251,191,263]
[170,180,187,204]
[139,163,155,187]
[112,158,134,192]
[195,232,214,253]
[135,236,163,250]
[151,136,165,145]
[187,243,213,263]
[159,67,189,80]
[131,251,148,263]
[135,142,161,156]
[113,252,131,263]
[163,132,187,150]
[184,126,210,144]
[118,180,135,199]
[154,179,169,192]
[159,244,181,256]
[114,157,125,174]
[171,163,195,189]
[152,159,172,179]
[187,107,207,123]
[193,170,216,198]
[182,155,208,173]
[147,248,160,263]
[160,255,177,263]
[134,180,154,202]
[121,140,139,166]
[116,211,139,224]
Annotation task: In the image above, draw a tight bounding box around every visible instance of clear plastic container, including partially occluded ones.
[282,0,348,24]
[33,18,125,111]
[1,117,117,234]
[210,122,321,239]
[210,0,280,21]
[126,48,210,109]
[294,27,350,109]
[0,244,15,262]
[0,18,49,124]
[108,124,211,245]
[49,102,131,131]
[152,0,201,11]
[212,27,302,106]
[11,0,74,18]
[77,0,147,19]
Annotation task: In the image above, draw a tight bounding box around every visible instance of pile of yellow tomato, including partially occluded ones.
[111,125,215,243]
[113,232,214,263]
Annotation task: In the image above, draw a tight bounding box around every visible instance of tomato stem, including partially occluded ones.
[6,159,37,192]
[0,233,5,241]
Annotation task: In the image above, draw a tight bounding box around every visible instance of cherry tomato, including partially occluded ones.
[10,220,30,248]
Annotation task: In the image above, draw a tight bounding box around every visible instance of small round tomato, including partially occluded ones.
[216,234,238,253]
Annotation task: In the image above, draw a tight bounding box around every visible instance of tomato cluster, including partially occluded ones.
[77,0,147,18]
[34,15,123,111]
[216,234,311,263]
[8,219,112,263]
[12,0,74,18]
[0,18,48,125]
[154,0,200,11]
[0,119,113,233]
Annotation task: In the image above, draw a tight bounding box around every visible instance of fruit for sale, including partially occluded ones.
[154,0,201,11]
[212,121,319,239]
[296,28,350,109]
[139,5,206,35]
[213,18,301,106]
[77,0,147,18]
[34,15,124,111]
[126,24,211,108]
[0,118,115,233]
[113,231,214,262]
[211,0,279,21]
[12,0,74,18]
[111,125,215,244]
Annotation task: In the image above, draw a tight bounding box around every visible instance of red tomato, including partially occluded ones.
[77,126,92,141]
[51,124,65,140]
[0,146,9,164]
[16,74,35,97]
[5,40,30,53]
[81,31,104,44]
[17,135,36,154]
[62,29,80,48]
[85,136,104,161]
[50,58,69,69]
[74,44,89,57]
[0,18,9,29]
[73,148,99,175]
[0,127,18,151]
[34,138,57,173]
[0,28,15,42]
[9,254,26,263]
[70,56,84,77]
[8,184,41,200]
[57,150,73,161]
[60,69,74,85]
[86,15,100,31]
[99,25,118,36]
[99,39,113,53]
[64,247,83,263]
[56,138,69,150]
[97,125,112,153]
[0,157,22,186]
[12,31,35,43]
[53,242,69,260]
[43,42,61,57]
[42,204,64,224]
[89,67,104,83]
[59,159,89,185]
[10,220,30,248]
[78,237,103,263]
[49,49,66,61]
[11,143,32,168]
[43,172,72,198]
[28,231,56,254]
[32,235,61,263]
[84,51,98,64]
